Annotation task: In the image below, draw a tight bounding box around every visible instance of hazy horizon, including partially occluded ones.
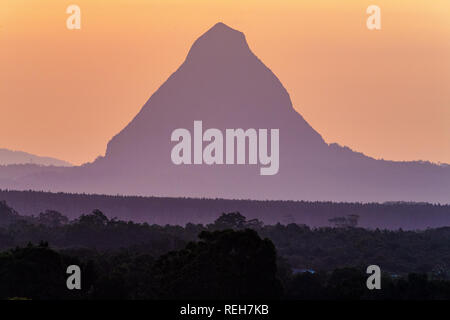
[1,0,449,165]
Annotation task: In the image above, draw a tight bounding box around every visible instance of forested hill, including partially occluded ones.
[0,189,449,230]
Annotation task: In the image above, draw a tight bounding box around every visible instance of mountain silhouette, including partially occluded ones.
[0,148,72,167]
[1,22,449,203]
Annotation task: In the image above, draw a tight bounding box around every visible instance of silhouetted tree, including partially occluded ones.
[329,214,359,228]
[153,229,282,299]
[77,209,108,227]
[38,210,69,227]
[0,201,20,227]
[0,244,69,299]
[210,212,263,230]
[211,212,247,230]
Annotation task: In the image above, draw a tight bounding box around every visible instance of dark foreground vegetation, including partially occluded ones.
[1,189,449,229]
[0,201,450,300]
[1,234,450,300]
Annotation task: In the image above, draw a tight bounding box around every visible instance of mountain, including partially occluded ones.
[0,148,72,167]
[0,22,449,203]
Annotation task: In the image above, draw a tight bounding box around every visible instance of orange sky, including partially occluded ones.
[1,0,449,165]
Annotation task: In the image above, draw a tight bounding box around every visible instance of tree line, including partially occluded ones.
[0,201,450,299]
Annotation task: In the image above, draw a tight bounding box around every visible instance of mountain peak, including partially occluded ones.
[1,23,449,204]
[186,22,251,63]
[207,22,240,35]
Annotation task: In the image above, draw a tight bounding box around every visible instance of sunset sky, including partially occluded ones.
[1,0,449,165]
